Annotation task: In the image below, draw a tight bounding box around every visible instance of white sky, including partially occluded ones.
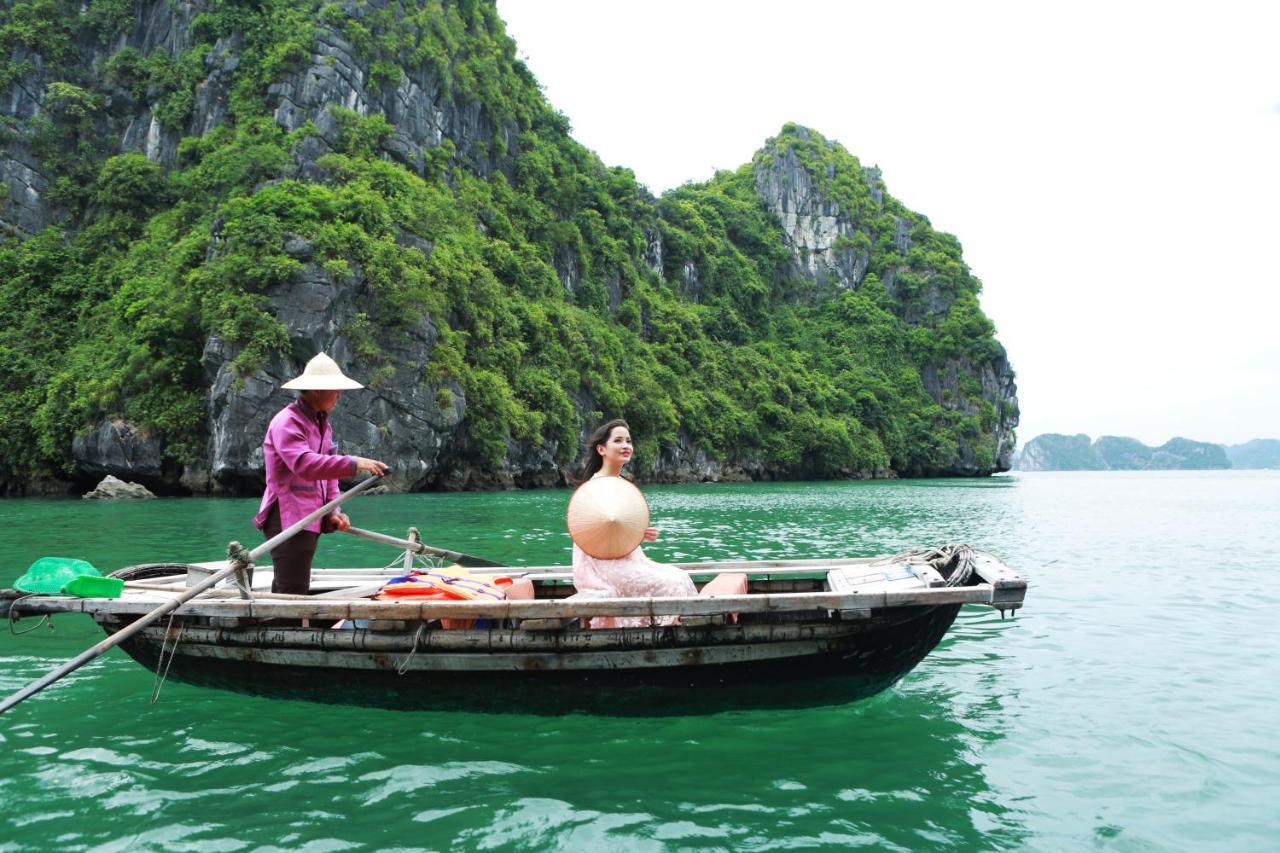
[496,1,1280,447]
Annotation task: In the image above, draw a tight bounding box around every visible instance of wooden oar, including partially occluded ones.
[342,526,507,569]
[0,475,383,716]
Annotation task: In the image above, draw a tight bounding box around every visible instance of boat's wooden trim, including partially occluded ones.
[13,581,1016,620]
[207,563,890,592]
[140,637,841,671]
[123,619,863,652]
[108,552,1021,590]
[971,553,1025,588]
[969,552,1026,607]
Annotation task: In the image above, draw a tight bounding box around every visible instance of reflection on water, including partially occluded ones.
[3,471,1279,848]
[1,627,1021,850]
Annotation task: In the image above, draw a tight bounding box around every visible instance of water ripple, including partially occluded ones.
[1,472,1278,849]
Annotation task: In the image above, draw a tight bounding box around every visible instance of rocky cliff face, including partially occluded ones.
[919,355,1019,473]
[752,128,1019,473]
[753,142,871,294]
[2,1,509,235]
[4,0,1019,493]
[6,0,528,494]
[3,0,196,233]
[196,266,467,495]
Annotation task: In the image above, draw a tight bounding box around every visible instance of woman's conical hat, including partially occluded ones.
[566,477,649,559]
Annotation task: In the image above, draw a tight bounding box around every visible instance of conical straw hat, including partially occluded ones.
[281,352,364,390]
[566,476,650,559]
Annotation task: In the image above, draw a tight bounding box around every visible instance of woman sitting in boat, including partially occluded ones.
[253,353,388,594]
[569,419,696,627]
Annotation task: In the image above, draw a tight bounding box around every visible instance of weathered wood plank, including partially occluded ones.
[517,618,573,631]
[144,551,1023,591]
[151,637,838,671]
[970,552,1026,589]
[680,615,727,627]
[299,556,883,583]
[913,565,947,587]
[12,550,1025,620]
[991,588,1027,608]
[51,584,995,620]
[307,552,1023,584]
[313,583,387,600]
[130,620,854,651]
[367,620,410,631]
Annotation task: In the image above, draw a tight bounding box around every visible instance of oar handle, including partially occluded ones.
[342,526,507,569]
[0,475,382,717]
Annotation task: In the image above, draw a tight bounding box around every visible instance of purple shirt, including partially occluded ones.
[254,400,356,534]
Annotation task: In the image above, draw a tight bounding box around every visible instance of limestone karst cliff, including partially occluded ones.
[0,0,1018,494]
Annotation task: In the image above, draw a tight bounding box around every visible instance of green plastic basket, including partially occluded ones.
[62,574,124,599]
[13,557,102,595]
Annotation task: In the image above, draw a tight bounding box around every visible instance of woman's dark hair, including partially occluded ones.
[570,419,630,486]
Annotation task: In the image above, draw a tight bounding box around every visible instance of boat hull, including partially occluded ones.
[99,603,962,713]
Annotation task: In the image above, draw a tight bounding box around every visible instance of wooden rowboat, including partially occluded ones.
[3,542,1025,712]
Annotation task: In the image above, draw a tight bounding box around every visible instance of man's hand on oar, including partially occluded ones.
[354,457,388,476]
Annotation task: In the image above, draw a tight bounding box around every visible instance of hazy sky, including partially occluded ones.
[497,1,1279,446]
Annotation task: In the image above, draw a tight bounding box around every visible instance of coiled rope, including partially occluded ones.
[871,543,976,587]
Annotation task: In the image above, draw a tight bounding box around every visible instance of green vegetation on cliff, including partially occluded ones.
[0,0,1013,488]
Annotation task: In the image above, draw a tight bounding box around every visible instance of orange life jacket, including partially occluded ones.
[376,569,512,602]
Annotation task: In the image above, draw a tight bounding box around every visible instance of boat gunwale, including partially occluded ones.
[8,580,1021,619]
[3,551,1024,619]
[118,617,878,648]
[124,636,866,672]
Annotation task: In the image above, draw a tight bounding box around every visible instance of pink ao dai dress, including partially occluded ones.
[572,544,697,629]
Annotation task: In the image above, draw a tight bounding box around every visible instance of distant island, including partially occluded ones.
[1224,439,1280,470]
[1014,434,1280,471]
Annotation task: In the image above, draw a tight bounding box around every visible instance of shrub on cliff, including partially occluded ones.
[0,0,1014,486]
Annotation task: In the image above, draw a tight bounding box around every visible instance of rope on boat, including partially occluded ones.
[230,566,254,599]
[871,544,976,587]
[7,594,52,636]
[227,542,253,567]
[395,622,427,675]
[150,611,186,704]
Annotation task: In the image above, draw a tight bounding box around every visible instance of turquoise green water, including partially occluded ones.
[2,471,1277,850]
